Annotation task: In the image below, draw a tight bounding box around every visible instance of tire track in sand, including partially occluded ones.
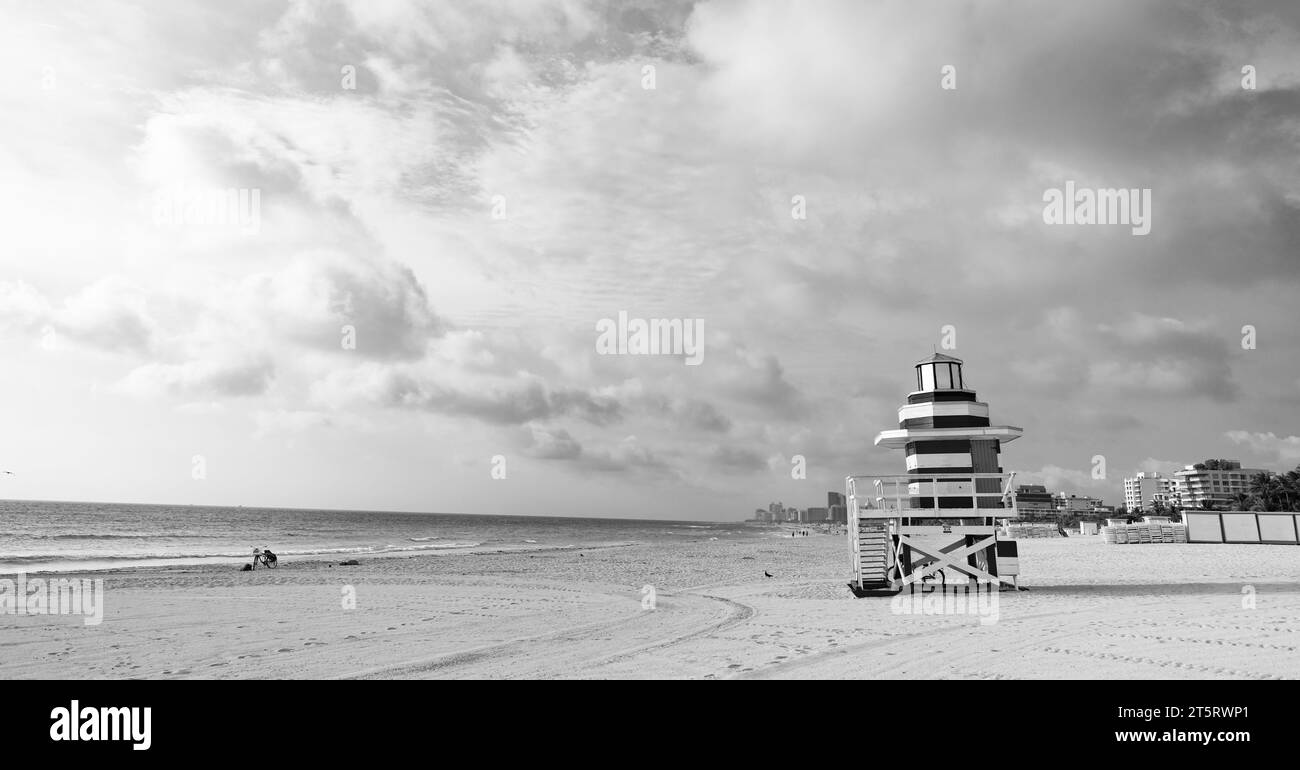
[337,591,754,679]
[556,593,757,676]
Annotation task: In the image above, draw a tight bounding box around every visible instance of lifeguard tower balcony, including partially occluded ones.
[847,353,1024,595]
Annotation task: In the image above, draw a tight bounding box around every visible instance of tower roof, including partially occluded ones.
[916,352,963,366]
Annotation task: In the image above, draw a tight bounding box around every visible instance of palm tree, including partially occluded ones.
[1280,470,1300,511]
[1230,491,1253,512]
[1249,472,1280,512]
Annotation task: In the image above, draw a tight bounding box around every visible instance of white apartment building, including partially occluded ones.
[1174,462,1266,510]
[1123,472,1178,512]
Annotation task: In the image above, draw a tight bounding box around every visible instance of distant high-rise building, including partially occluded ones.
[1123,472,1178,512]
[827,491,846,524]
[805,507,828,523]
[1174,462,1266,510]
[1054,493,1103,514]
[1014,485,1056,520]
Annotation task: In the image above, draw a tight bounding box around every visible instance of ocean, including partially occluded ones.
[0,499,762,573]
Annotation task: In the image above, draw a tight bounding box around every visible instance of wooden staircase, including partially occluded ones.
[856,524,889,585]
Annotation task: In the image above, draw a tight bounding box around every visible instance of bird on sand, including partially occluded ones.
[764,571,772,578]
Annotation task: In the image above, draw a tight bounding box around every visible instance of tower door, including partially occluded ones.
[971,439,1001,508]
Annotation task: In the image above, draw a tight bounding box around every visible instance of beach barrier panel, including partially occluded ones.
[1259,515,1299,544]
[1182,510,1300,545]
[1184,513,1223,543]
[1222,514,1260,543]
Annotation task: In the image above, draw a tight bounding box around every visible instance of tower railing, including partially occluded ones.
[846,473,1019,521]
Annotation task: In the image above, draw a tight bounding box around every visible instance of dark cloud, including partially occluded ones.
[577,436,676,475]
[635,393,732,432]
[364,373,624,426]
[709,445,767,473]
[523,425,583,460]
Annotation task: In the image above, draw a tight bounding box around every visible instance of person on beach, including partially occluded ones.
[251,547,277,569]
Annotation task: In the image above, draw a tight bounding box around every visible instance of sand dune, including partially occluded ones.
[2,535,1297,679]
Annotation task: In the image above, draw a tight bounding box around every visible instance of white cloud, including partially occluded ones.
[0,278,157,355]
[1225,431,1300,467]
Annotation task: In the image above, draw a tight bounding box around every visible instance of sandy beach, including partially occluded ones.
[3,532,1298,679]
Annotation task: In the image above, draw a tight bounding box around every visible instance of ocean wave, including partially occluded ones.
[0,533,207,541]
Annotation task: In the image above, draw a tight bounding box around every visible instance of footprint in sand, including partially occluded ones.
[276,647,293,653]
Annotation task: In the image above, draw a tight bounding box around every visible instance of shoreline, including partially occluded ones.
[0,540,646,578]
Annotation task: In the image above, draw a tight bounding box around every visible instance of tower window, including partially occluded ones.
[935,363,952,389]
[915,358,965,391]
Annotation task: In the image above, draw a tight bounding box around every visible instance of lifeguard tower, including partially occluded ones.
[847,353,1024,596]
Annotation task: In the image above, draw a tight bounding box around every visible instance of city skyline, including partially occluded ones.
[2,1,1299,519]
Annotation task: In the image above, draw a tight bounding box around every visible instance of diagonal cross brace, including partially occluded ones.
[896,535,1015,588]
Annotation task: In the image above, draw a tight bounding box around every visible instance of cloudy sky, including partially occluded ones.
[1,0,1298,518]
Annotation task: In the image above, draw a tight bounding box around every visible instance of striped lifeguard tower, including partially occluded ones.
[847,353,1024,596]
